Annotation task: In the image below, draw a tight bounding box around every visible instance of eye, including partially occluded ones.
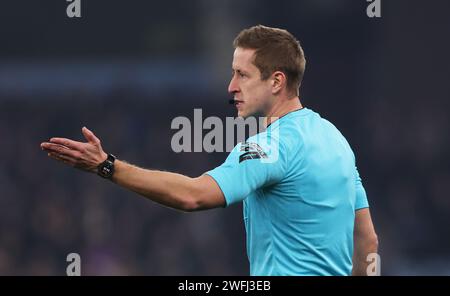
[231,69,247,79]
[236,70,246,78]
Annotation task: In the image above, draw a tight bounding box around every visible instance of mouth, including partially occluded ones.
[234,99,244,108]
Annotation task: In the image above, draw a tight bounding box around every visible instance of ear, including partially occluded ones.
[271,71,287,94]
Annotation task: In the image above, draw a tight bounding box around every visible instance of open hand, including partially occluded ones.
[41,127,108,173]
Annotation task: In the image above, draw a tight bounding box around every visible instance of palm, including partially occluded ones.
[41,127,108,173]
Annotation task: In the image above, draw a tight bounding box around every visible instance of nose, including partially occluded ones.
[228,76,239,95]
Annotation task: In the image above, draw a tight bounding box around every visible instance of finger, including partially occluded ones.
[82,126,100,144]
[49,138,84,151]
[41,142,70,151]
[41,143,80,159]
[47,152,77,167]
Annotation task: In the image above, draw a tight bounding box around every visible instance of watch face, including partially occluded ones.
[102,166,111,175]
[99,160,114,178]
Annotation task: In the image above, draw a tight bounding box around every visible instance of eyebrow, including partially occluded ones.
[233,68,248,75]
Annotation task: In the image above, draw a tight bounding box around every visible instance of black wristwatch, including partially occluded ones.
[97,153,116,179]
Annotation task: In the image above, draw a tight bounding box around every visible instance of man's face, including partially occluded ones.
[228,47,273,118]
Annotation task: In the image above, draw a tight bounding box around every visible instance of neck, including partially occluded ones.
[264,96,303,127]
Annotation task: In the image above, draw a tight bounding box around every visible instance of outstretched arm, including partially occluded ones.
[41,127,225,212]
[352,208,379,276]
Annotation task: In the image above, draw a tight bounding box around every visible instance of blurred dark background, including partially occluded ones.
[0,0,449,275]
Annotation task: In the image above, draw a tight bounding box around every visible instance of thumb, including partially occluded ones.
[82,126,100,144]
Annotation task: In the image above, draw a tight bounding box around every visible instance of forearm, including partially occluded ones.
[352,235,379,276]
[351,207,379,276]
[111,160,199,211]
[41,129,222,211]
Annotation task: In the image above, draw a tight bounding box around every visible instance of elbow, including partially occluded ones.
[178,177,211,212]
[371,233,379,251]
[179,198,201,212]
[177,176,223,212]
[355,230,379,255]
[365,232,379,252]
[178,192,203,212]
[179,191,214,212]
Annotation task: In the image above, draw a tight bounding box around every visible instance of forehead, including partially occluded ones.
[232,47,258,71]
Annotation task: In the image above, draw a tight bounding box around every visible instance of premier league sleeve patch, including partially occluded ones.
[239,142,268,163]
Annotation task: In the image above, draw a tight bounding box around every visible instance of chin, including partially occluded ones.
[238,111,249,119]
[239,109,259,119]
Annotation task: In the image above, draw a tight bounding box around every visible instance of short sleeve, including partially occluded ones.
[355,166,369,210]
[205,131,288,207]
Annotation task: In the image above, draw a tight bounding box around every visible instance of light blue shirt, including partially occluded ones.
[206,108,369,275]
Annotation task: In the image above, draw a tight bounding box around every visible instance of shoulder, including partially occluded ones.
[268,112,306,153]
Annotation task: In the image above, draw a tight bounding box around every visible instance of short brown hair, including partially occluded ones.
[233,25,306,95]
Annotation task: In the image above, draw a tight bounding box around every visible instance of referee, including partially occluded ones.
[41,25,378,276]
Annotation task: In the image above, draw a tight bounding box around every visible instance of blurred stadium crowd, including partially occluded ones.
[0,0,449,275]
